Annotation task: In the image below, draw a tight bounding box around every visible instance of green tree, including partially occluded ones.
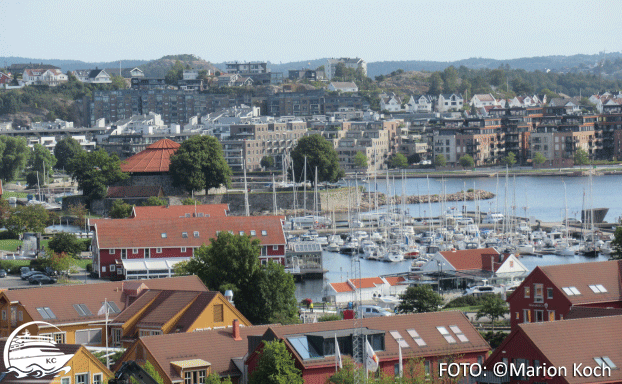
[29,143,57,179]
[26,171,42,189]
[502,152,517,167]
[291,134,344,185]
[533,152,546,166]
[180,232,297,324]
[54,137,84,171]
[110,74,126,89]
[260,155,274,169]
[609,226,622,260]
[141,361,164,384]
[407,153,421,164]
[44,252,78,276]
[434,154,447,167]
[0,136,30,182]
[428,72,444,95]
[164,60,185,85]
[353,151,368,168]
[249,340,303,384]
[68,149,128,204]
[169,136,232,193]
[109,199,133,218]
[205,373,232,384]
[475,294,509,332]
[397,286,443,314]
[574,148,589,165]
[458,154,475,168]
[67,202,88,229]
[141,196,167,206]
[389,153,408,169]
[5,204,49,236]
[48,232,84,257]
[181,197,200,205]
[0,199,11,228]
[442,66,459,93]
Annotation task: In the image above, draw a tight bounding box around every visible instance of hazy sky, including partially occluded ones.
[1,0,620,63]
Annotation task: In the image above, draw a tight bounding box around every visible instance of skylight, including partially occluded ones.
[602,357,617,369]
[437,326,456,343]
[103,301,121,314]
[194,231,199,238]
[562,286,581,295]
[182,232,188,238]
[389,331,410,348]
[450,325,469,343]
[161,233,167,238]
[73,304,92,316]
[406,329,427,347]
[287,337,321,359]
[262,230,268,236]
[36,307,56,319]
[589,284,607,293]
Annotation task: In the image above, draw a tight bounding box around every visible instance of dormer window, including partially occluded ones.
[182,232,188,238]
[194,231,199,238]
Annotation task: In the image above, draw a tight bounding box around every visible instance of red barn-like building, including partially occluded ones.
[507,260,622,330]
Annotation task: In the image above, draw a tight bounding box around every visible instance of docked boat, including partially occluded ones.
[383,245,404,262]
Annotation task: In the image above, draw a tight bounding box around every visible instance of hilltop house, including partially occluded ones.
[72,68,112,84]
[328,82,358,93]
[22,68,68,86]
[406,95,434,113]
[436,94,464,112]
[380,94,402,112]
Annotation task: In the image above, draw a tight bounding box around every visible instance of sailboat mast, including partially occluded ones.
[303,156,307,215]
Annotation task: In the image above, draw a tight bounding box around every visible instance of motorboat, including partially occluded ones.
[482,212,503,224]
[325,243,341,252]
[516,242,534,255]
[383,245,404,262]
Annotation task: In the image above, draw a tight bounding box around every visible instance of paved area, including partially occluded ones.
[0,269,103,289]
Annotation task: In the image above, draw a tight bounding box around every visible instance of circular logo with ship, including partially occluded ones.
[3,321,74,378]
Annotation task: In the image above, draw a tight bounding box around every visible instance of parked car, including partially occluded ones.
[0,269,7,278]
[21,270,44,280]
[20,267,32,277]
[44,267,58,277]
[29,275,56,285]
[358,305,395,318]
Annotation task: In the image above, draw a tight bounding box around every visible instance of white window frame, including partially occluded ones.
[145,248,150,259]
[272,245,278,251]
[93,374,102,384]
[181,247,186,253]
[110,265,116,272]
[102,266,106,273]
[156,248,162,253]
[534,284,543,303]
[109,249,115,254]
[75,373,89,384]
[61,377,71,384]
[132,248,138,254]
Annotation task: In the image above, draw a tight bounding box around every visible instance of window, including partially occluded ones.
[389,331,409,348]
[406,329,426,346]
[194,231,199,238]
[75,373,88,384]
[156,248,162,253]
[562,286,581,295]
[450,325,469,342]
[75,329,102,345]
[524,286,530,298]
[161,233,167,238]
[535,310,544,322]
[73,304,93,316]
[424,360,431,376]
[181,247,187,253]
[110,249,115,254]
[548,310,555,321]
[112,328,122,347]
[250,230,256,236]
[110,265,116,272]
[145,248,150,259]
[121,249,127,259]
[213,304,224,323]
[102,266,106,273]
[36,307,56,319]
[523,309,531,323]
[261,230,267,236]
[93,374,102,384]
[239,231,244,236]
[589,284,608,293]
[547,288,553,299]
[133,248,138,254]
[182,232,188,238]
[184,370,207,384]
[272,245,278,250]
[436,326,456,343]
[61,377,71,384]
[139,330,162,337]
[534,284,543,303]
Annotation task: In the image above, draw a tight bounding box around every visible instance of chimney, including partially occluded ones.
[232,319,242,341]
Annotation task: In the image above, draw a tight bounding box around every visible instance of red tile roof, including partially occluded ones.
[518,315,622,384]
[1,276,207,325]
[565,306,622,320]
[349,277,384,289]
[131,204,229,219]
[91,216,286,249]
[120,139,180,173]
[330,282,353,293]
[538,260,622,305]
[439,248,500,271]
[384,276,406,286]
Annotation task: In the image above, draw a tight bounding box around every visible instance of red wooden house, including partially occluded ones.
[507,260,622,330]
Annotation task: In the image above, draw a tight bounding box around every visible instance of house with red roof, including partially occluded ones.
[116,138,182,195]
[418,248,528,291]
[90,215,286,279]
[117,312,490,384]
[326,276,408,304]
[507,260,622,330]
[476,315,622,384]
[22,68,68,86]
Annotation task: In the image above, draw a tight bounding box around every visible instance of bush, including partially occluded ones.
[444,294,503,309]
[318,313,342,322]
[86,263,92,272]
[0,260,31,274]
[480,331,508,349]
[29,258,47,271]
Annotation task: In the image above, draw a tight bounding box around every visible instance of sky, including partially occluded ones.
[1,0,621,64]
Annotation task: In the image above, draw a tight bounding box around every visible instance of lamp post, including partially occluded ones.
[436,260,444,297]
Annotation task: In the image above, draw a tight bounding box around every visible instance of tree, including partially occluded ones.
[29,143,57,179]
[428,72,444,95]
[205,373,232,384]
[0,199,10,228]
[502,152,517,167]
[407,153,421,164]
[475,295,509,332]
[169,136,232,193]
[141,196,167,206]
[260,155,274,169]
[68,149,128,203]
[353,151,368,168]
[54,137,84,171]
[26,171,42,189]
[0,136,30,182]
[533,152,546,166]
[389,153,408,169]
[434,154,447,167]
[181,197,200,205]
[44,252,78,276]
[67,202,88,229]
[249,340,303,384]
[109,200,133,218]
[291,134,344,185]
[397,286,443,313]
[179,232,297,324]
[458,154,475,168]
[165,60,185,85]
[5,204,49,236]
[48,232,84,257]
[140,361,164,384]
[110,74,126,89]
[574,149,589,165]
[609,226,622,260]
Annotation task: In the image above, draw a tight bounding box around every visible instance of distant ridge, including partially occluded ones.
[0,56,149,73]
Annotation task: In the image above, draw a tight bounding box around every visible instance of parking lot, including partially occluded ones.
[0,270,103,289]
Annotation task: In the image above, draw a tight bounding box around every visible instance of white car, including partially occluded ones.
[358,305,395,318]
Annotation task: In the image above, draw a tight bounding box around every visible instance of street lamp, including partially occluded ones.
[436,260,444,297]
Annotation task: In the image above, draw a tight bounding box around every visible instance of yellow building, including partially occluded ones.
[0,340,113,384]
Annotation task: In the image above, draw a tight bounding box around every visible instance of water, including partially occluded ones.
[295,173,622,301]
[45,225,85,233]
[295,251,611,302]
[360,173,622,223]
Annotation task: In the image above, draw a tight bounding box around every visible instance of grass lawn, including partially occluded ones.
[2,191,28,199]
[0,239,23,252]
[442,305,482,312]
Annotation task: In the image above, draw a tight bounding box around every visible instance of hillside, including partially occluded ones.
[136,54,220,77]
[0,56,149,73]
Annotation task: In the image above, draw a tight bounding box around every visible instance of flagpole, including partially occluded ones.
[105,298,109,369]
[365,336,369,381]
[398,343,403,378]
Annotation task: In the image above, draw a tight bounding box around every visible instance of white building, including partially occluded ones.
[22,69,68,86]
[326,57,367,80]
[380,94,402,112]
[326,276,408,304]
[436,93,464,112]
[407,95,435,113]
[469,94,497,108]
[328,81,358,93]
[72,69,112,84]
[183,70,199,80]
